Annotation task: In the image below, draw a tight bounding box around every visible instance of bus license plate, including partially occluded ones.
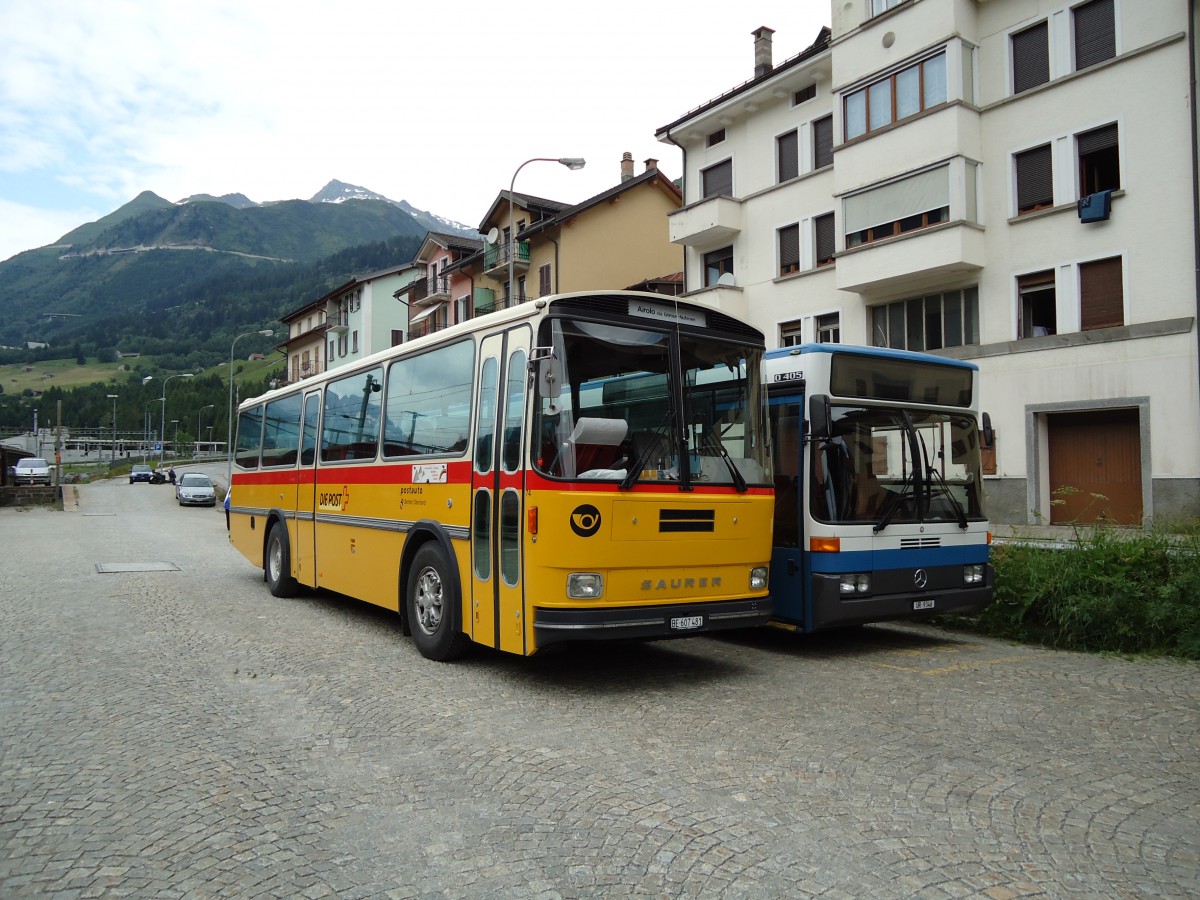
[913,599,935,611]
[671,615,704,630]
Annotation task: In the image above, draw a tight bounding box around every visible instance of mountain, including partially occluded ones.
[180,192,257,209]
[0,180,462,353]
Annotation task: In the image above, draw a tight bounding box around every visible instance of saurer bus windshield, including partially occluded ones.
[532,316,770,490]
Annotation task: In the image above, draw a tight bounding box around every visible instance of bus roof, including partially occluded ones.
[241,290,763,410]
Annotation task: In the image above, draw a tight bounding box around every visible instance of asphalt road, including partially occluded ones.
[1,469,1197,898]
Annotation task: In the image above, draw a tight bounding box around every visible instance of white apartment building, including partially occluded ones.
[657,0,1198,526]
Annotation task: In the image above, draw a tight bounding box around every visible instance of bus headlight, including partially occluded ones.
[567,573,604,599]
[963,564,985,585]
[840,574,871,595]
[750,566,768,590]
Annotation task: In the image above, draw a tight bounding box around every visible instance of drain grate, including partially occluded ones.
[96,562,181,573]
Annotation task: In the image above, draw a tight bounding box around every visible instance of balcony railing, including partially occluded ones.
[482,241,530,275]
[407,273,451,305]
[409,318,450,340]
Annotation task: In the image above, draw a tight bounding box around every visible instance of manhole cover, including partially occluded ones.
[96,562,181,573]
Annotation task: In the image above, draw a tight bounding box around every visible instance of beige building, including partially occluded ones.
[656,0,1198,526]
[459,155,684,306]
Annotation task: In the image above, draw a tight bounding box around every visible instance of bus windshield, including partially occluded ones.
[811,405,985,527]
[533,316,771,488]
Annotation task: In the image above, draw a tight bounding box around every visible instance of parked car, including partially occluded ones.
[129,464,154,484]
[175,473,217,506]
[14,457,52,486]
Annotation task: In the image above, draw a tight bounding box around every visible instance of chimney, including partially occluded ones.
[753,26,775,78]
[644,158,658,173]
[620,151,634,183]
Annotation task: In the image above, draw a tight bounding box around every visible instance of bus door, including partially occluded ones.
[471,326,532,654]
[768,391,810,628]
[294,390,321,588]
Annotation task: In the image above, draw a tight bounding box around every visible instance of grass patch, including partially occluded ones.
[954,527,1200,659]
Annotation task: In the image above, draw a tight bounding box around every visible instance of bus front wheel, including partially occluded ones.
[265,522,300,598]
[406,543,469,661]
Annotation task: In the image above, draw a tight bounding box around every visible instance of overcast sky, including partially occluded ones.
[0,0,830,264]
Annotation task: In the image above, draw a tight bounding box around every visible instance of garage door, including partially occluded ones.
[1047,409,1142,525]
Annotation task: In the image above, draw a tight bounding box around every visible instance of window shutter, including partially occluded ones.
[813,116,833,169]
[1074,0,1115,71]
[1080,256,1123,330]
[1077,123,1118,156]
[1012,22,1049,94]
[778,224,800,273]
[1015,144,1053,212]
[702,159,733,198]
[777,131,798,182]
[815,213,835,266]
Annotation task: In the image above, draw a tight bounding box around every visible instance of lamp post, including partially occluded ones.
[171,420,180,459]
[160,373,193,465]
[228,329,276,481]
[106,394,118,462]
[197,404,214,457]
[507,157,585,306]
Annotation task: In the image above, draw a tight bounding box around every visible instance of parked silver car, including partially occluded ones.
[175,473,217,507]
[14,457,52,485]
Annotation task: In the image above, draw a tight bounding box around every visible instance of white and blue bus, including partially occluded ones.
[765,344,993,633]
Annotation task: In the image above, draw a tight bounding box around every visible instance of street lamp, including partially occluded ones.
[228,329,276,481]
[508,157,585,306]
[197,404,214,456]
[106,394,118,463]
[160,373,193,465]
[172,420,180,459]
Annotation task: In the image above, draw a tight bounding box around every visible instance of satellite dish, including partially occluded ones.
[717,272,736,287]
[485,227,499,245]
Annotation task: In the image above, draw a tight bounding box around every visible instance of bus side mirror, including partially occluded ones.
[809,394,832,441]
[981,411,995,449]
[537,355,563,415]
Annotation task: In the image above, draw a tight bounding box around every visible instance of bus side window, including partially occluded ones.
[475,357,499,474]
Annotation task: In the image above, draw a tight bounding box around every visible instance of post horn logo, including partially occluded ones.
[570,504,602,537]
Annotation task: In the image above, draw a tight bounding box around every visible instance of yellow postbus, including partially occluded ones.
[230,291,773,660]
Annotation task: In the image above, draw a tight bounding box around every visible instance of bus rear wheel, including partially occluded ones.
[265,522,299,598]
[407,543,469,661]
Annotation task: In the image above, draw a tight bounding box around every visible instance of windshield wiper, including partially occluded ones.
[698,423,747,493]
[620,411,673,490]
[872,470,914,534]
[925,464,969,529]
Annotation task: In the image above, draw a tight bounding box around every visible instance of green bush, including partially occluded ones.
[955,529,1200,659]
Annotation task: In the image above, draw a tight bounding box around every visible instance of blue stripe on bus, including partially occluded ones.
[808,545,990,572]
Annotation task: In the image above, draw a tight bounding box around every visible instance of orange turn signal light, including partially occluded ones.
[527,506,539,535]
[809,537,841,553]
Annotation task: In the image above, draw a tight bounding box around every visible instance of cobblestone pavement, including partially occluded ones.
[1,472,1198,898]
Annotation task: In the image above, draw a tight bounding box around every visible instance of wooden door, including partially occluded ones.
[1047,409,1141,525]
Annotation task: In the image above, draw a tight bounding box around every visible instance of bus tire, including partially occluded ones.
[265,521,300,598]
[406,543,469,661]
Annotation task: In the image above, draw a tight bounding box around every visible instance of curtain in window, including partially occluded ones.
[844,166,949,234]
[1074,0,1115,71]
[1012,22,1049,94]
[922,54,947,107]
[896,66,920,120]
